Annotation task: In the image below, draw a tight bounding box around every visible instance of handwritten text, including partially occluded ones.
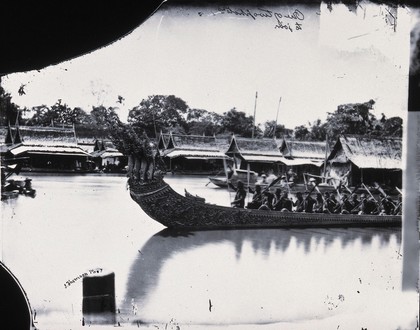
[64,268,103,288]
[200,7,305,32]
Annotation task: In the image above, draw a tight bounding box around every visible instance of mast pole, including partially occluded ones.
[323,134,328,183]
[274,96,282,138]
[252,91,258,139]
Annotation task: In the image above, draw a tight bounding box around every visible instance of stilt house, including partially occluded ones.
[326,135,402,188]
[278,139,329,181]
[225,136,283,175]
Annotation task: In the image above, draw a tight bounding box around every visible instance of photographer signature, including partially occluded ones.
[198,7,305,32]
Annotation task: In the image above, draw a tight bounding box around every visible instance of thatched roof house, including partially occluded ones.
[326,135,402,187]
[328,135,402,169]
[160,133,230,174]
[3,125,91,171]
[279,139,328,166]
[163,133,229,160]
[224,136,284,174]
[226,136,282,162]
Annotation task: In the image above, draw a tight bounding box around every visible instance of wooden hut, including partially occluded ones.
[326,135,402,188]
[161,133,230,174]
[3,125,92,172]
[90,139,127,172]
[225,136,283,175]
[278,139,328,181]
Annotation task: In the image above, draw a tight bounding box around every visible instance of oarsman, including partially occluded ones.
[357,193,377,215]
[313,193,324,213]
[230,180,247,208]
[246,184,263,209]
[259,191,274,211]
[379,195,395,215]
[350,193,361,214]
[393,195,402,215]
[273,190,293,212]
[337,193,354,214]
[329,193,339,213]
[303,190,316,213]
[272,188,283,211]
[323,192,336,213]
[293,192,305,212]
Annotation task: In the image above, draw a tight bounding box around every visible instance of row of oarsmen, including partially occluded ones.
[230,182,402,215]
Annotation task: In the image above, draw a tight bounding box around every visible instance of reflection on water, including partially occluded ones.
[123,227,416,329]
[1,174,417,329]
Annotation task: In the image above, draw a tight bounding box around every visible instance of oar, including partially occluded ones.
[361,182,381,213]
[261,175,282,194]
[304,183,317,199]
[284,171,291,194]
[350,200,363,213]
[342,184,353,195]
[373,182,397,208]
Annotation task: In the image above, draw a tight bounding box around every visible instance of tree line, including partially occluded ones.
[0,85,402,142]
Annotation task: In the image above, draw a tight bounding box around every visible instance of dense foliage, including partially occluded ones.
[0,89,403,143]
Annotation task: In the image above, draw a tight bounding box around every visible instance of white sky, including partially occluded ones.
[1,1,413,129]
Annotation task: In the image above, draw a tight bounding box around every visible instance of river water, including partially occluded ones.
[1,174,418,329]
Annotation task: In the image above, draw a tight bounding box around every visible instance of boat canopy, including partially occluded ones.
[279,158,324,167]
[241,154,284,163]
[165,149,230,159]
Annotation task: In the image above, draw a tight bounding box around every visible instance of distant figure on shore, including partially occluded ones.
[287,168,297,183]
[226,165,234,180]
[257,173,268,185]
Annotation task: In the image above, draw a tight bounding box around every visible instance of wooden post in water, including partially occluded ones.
[82,272,116,325]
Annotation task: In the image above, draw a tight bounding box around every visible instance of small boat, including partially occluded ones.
[207,176,228,188]
[1,190,20,201]
[208,169,258,188]
[128,175,401,230]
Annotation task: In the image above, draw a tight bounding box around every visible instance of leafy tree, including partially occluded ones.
[262,120,292,138]
[127,95,189,137]
[0,84,22,126]
[90,105,120,128]
[25,100,92,126]
[325,99,376,140]
[383,116,403,137]
[186,108,223,135]
[308,119,327,141]
[25,105,54,126]
[220,108,260,137]
[294,125,309,140]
